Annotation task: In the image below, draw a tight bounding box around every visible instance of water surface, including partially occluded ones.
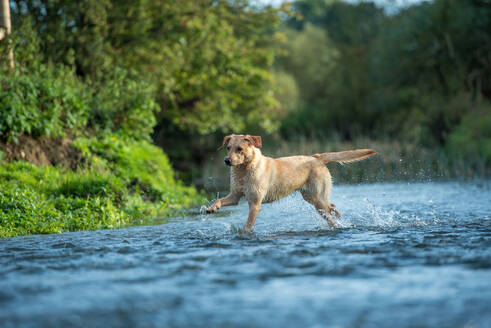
[1,182,490,327]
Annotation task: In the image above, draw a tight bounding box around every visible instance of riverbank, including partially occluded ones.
[0,135,204,238]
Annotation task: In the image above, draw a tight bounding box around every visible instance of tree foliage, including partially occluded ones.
[10,0,283,133]
[3,0,490,169]
[279,0,491,164]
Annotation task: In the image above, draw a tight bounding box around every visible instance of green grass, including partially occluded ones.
[0,136,205,238]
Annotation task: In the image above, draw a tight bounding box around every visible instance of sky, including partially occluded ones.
[255,0,427,12]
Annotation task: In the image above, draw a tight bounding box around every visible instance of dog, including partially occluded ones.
[206,134,377,233]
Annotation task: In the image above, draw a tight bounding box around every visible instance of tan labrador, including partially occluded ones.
[206,134,377,233]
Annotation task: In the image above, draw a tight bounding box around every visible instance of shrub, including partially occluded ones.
[86,68,160,141]
[0,65,160,143]
[0,66,90,142]
[73,134,200,206]
[0,19,202,238]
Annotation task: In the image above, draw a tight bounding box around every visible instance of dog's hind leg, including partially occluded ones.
[301,190,340,227]
[329,203,341,218]
[301,167,341,227]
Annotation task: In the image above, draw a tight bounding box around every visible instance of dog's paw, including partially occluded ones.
[206,203,220,214]
[240,226,254,234]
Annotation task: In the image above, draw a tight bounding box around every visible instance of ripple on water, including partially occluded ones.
[0,182,490,327]
[117,246,138,254]
[51,242,77,249]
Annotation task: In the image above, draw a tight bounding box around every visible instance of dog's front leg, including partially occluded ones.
[241,200,261,233]
[206,192,241,214]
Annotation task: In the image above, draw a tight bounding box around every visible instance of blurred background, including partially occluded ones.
[1,0,490,190]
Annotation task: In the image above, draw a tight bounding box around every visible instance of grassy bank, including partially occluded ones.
[198,136,489,191]
[0,51,206,238]
[0,135,204,238]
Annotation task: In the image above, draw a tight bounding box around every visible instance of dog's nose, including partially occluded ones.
[224,158,232,166]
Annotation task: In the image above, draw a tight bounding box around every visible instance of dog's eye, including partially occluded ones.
[237,147,242,152]
[226,146,230,151]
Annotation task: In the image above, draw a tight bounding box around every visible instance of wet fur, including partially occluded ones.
[206,134,377,232]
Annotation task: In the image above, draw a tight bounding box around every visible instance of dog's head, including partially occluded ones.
[219,134,262,166]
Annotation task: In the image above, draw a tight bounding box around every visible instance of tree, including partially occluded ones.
[0,0,14,68]
[10,0,283,134]
[279,1,385,138]
[279,0,491,147]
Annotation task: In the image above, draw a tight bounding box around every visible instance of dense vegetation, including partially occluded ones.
[277,0,491,162]
[8,0,283,134]
[5,0,490,166]
[0,60,203,237]
[0,0,490,236]
[0,143,199,237]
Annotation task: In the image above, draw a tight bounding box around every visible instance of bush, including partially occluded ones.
[86,68,160,141]
[0,20,159,143]
[0,18,203,238]
[0,66,90,142]
[0,65,160,143]
[74,134,201,205]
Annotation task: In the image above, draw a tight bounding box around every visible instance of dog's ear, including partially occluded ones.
[244,135,262,149]
[218,135,234,150]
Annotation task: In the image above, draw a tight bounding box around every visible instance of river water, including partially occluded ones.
[1,182,490,328]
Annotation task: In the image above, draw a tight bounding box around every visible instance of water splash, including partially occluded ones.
[193,182,488,236]
[199,205,208,216]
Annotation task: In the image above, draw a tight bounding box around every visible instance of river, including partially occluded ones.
[1,182,490,327]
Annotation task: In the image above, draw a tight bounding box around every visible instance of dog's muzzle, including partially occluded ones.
[224,158,232,166]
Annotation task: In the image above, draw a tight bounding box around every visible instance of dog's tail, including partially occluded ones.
[312,149,377,164]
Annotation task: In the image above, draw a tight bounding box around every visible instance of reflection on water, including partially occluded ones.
[1,182,490,327]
